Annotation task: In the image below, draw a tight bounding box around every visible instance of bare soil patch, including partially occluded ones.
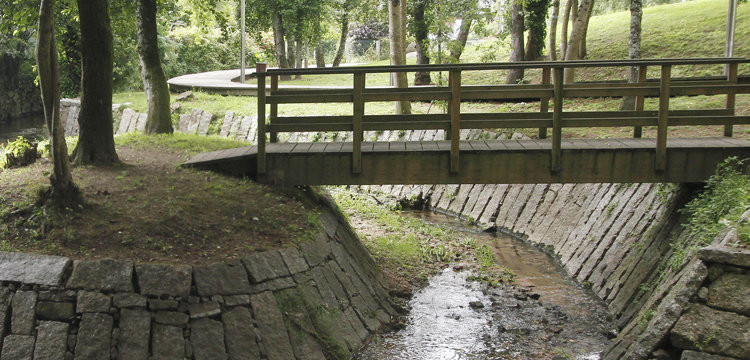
[0,135,320,265]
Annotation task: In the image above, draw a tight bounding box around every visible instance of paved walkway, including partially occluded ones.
[167,66,358,96]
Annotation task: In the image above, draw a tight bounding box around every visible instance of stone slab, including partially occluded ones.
[11,291,37,335]
[74,313,113,360]
[671,304,750,359]
[0,287,10,341]
[708,272,750,316]
[152,324,185,360]
[155,311,189,327]
[0,335,35,360]
[118,309,150,360]
[243,251,291,283]
[66,259,134,292]
[193,260,250,296]
[278,247,309,274]
[699,245,750,269]
[0,251,71,286]
[76,291,111,313]
[250,291,295,360]
[34,321,68,360]
[190,318,227,360]
[113,293,146,308]
[36,301,75,321]
[222,307,260,360]
[681,350,738,360]
[189,302,221,319]
[135,264,192,298]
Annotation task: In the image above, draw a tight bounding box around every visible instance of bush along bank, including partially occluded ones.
[0,190,397,360]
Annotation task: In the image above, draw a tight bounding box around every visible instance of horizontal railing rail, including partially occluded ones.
[254,58,750,175]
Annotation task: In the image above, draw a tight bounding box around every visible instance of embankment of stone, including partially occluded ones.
[0,190,396,360]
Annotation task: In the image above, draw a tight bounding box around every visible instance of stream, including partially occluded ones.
[0,116,46,145]
[355,211,615,360]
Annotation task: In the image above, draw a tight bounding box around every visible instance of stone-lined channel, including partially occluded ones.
[356,211,615,360]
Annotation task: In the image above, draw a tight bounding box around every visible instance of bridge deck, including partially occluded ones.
[184,137,750,185]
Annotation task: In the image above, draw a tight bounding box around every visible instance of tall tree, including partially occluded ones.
[136,0,172,134]
[411,0,431,84]
[621,0,642,110]
[578,2,593,58]
[524,0,551,60]
[37,0,83,207]
[389,0,411,114]
[449,17,473,62]
[72,0,119,164]
[332,12,349,67]
[549,0,560,60]
[560,0,575,58]
[563,0,594,82]
[506,1,525,84]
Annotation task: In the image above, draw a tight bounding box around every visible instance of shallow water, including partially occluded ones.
[0,117,46,145]
[355,211,614,360]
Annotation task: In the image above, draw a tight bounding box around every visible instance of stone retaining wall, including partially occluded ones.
[0,192,396,360]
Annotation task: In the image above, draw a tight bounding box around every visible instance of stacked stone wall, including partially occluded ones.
[0,193,396,360]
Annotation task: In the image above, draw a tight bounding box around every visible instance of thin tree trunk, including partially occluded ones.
[549,0,560,60]
[507,2,525,84]
[136,0,172,134]
[578,0,594,59]
[560,0,573,58]
[37,0,82,207]
[413,0,431,85]
[564,0,594,82]
[332,14,349,67]
[272,12,290,80]
[450,17,472,62]
[72,0,119,165]
[287,34,296,69]
[389,0,411,114]
[621,0,642,110]
[294,39,303,79]
[315,45,325,68]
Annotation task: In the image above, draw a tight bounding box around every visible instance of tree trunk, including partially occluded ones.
[560,0,573,59]
[450,17,472,62]
[506,2,525,84]
[295,39,303,79]
[271,12,290,80]
[315,44,325,68]
[413,0,431,85]
[136,0,172,134]
[72,0,119,165]
[332,14,349,67]
[37,0,83,207]
[287,34,296,69]
[549,0,560,60]
[389,0,411,114]
[578,0,594,59]
[563,0,593,82]
[621,0,642,110]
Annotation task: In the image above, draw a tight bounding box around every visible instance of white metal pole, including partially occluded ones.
[724,0,737,75]
[240,0,246,83]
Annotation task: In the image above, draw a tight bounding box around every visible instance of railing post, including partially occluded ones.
[539,67,551,139]
[352,72,365,174]
[551,67,564,173]
[634,65,647,138]
[725,62,738,137]
[656,64,671,172]
[256,63,267,175]
[449,70,461,173]
[270,75,279,143]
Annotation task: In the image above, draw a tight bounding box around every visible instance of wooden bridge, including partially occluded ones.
[184,58,750,185]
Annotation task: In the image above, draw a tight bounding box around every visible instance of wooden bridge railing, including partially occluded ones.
[255,58,750,176]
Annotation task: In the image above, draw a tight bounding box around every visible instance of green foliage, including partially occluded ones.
[681,157,750,248]
[0,137,38,169]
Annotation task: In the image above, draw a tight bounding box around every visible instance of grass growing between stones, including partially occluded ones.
[0,133,322,264]
[330,188,514,292]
